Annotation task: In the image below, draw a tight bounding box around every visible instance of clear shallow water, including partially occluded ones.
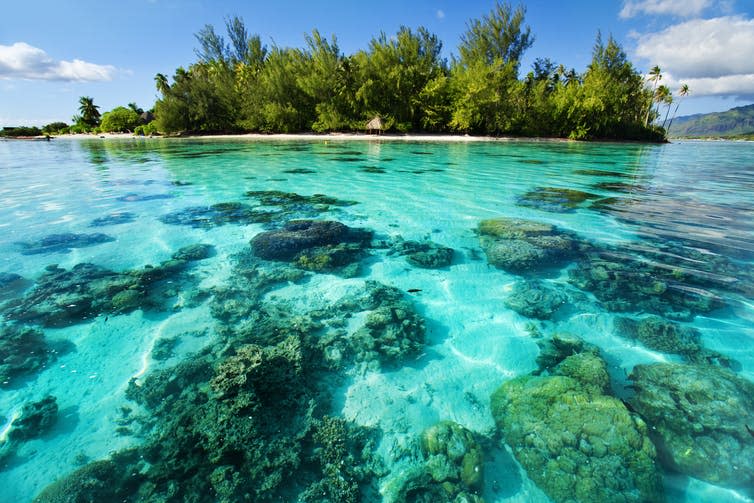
[0,137,752,502]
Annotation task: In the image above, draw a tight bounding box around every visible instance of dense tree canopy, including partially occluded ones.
[148,2,665,141]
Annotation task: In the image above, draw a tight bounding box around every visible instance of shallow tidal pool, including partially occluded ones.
[0,137,753,502]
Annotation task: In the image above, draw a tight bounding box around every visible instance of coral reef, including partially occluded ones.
[33,453,142,503]
[516,187,600,213]
[380,421,484,503]
[629,363,754,489]
[504,280,568,319]
[614,316,738,368]
[477,217,580,273]
[347,281,426,368]
[15,233,115,255]
[490,350,664,503]
[421,421,484,493]
[389,238,454,269]
[0,324,54,386]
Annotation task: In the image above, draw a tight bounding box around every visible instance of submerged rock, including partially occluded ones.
[33,456,140,503]
[15,232,115,255]
[1,247,210,327]
[490,351,664,503]
[9,395,58,441]
[534,333,598,375]
[478,217,579,273]
[88,211,136,227]
[629,363,754,489]
[389,238,454,269]
[348,282,426,368]
[516,187,600,213]
[504,280,568,319]
[421,421,484,492]
[159,202,275,228]
[614,316,738,369]
[171,243,215,261]
[246,190,357,209]
[569,250,724,320]
[251,220,372,274]
[0,273,30,301]
[116,192,174,202]
[380,421,484,503]
[0,324,54,386]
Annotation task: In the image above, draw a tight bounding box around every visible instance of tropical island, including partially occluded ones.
[2,2,688,142]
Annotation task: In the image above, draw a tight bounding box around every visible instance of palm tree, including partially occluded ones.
[78,96,101,127]
[128,102,144,114]
[564,68,579,86]
[155,73,170,94]
[644,66,662,126]
[666,84,690,133]
[651,85,670,127]
[661,92,674,130]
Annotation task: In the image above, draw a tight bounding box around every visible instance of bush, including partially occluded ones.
[134,121,159,136]
[42,122,69,135]
[100,107,141,133]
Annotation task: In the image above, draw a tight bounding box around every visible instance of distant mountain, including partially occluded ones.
[668,103,754,138]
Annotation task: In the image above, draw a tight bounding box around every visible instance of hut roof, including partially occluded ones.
[366,116,383,130]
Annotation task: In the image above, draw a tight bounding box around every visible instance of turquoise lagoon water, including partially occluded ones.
[0,137,752,502]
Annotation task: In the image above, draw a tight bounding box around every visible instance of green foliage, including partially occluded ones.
[100,106,141,132]
[0,126,43,137]
[147,12,662,141]
[458,1,533,71]
[134,121,159,136]
[353,26,448,131]
[41,122,69,134]
[78,96,101,127]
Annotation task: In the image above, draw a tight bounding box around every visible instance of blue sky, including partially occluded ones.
[2,0,753,126]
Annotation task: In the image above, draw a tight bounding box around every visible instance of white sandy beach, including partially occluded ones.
[53,131,572,143]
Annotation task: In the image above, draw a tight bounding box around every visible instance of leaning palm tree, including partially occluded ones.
[666,84,690,133]
[644,66,662,126]
[155,73,170,95]
[661,93,674,129]
[78,96,101,128]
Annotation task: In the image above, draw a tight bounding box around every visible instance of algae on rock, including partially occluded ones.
[504,280,568,320]
[490,351,664,503]
[629,363,754,489]
[478,217,580,273]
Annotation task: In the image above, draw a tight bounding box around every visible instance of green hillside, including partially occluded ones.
[669,103,754,138]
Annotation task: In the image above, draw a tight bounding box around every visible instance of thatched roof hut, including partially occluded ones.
[366,116,383,134]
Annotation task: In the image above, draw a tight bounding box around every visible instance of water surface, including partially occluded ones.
[0,137,752,502]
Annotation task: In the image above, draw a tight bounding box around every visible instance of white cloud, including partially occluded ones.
[0,42,116,82]
[620,0,712,19]
[634,16,754,97]
[663,72,754,97]
[436,9,445,20]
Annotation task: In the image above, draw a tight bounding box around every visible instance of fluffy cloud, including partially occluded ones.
[634,16,754,97]
[0,42,115,81]
[620,0,712,19]
[436,9,445,20]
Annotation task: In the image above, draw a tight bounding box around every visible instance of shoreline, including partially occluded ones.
[48,132,671,145]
